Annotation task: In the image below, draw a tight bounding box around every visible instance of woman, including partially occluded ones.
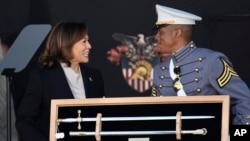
[16,21,105,141]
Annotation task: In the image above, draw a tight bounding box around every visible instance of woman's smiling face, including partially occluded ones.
[70,34,92,64]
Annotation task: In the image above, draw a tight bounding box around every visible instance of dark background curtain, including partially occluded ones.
[0,0,250,109]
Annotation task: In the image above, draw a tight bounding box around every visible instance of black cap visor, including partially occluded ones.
[152,24,169,30]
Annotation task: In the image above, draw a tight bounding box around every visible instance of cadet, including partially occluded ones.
[151,4,250,125]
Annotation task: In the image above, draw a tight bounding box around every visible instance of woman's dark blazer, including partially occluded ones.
[16,63,105,141]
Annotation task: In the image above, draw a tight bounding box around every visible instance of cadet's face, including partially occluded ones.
[155,25,176,53]
[71,35,91,64]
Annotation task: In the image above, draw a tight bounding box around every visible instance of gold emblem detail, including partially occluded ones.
[156,20,175,25]
[130,60,153,80]
[152,86,157,97]
[173,77,183,92]
[217,59,238,88]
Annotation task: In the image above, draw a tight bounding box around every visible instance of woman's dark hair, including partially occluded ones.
[39,21,88,67]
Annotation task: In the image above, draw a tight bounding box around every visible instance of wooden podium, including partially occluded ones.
[49,95,230,141]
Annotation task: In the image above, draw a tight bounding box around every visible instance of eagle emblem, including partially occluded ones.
[107,33,160,93]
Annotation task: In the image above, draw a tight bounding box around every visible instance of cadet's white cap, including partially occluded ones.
[155,4,202,25]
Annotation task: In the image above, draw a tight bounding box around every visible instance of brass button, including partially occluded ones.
[195,68,199,72]
[160,75,165,79]
[196,88,201,92]
[194,78,199,82]
[161,66,166,70]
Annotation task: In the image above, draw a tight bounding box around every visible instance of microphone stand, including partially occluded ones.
[2,68,15,141]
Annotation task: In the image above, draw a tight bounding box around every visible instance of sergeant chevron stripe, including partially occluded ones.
[217,59,238,88]
[151,86,157,96]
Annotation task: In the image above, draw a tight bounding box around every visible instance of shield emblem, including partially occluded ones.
[111,33,159,93]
